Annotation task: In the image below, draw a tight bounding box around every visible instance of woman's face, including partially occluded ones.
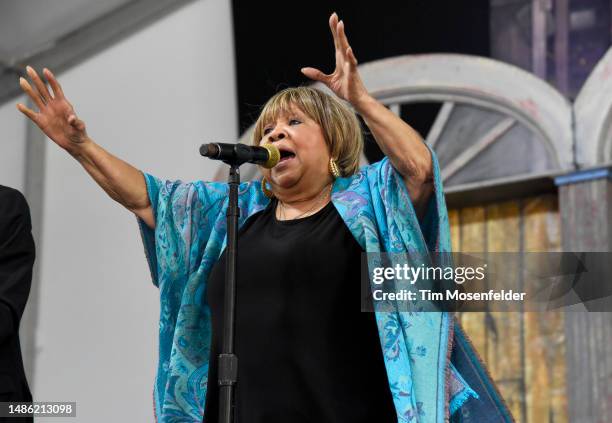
[259,105,331,191]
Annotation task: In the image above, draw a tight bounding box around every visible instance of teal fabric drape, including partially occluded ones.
[138,146,511,422]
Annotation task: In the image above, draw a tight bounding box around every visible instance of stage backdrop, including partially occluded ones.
[451,196,567,423]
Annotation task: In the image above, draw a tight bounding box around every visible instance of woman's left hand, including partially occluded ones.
[303,13,433,219]
[301,13,370,107]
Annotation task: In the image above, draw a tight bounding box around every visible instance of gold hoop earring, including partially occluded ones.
[261,177,275,198]
[329,158,341,179]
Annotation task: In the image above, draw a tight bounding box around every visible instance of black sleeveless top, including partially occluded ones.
[204,199,396,422]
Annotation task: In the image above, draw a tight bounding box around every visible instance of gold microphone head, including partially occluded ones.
[260,143,280,169]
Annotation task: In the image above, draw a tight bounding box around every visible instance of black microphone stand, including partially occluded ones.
[217,162,239,423]
[200,144,256,423]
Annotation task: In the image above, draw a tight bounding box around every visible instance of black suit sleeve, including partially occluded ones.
[0,187,35,343]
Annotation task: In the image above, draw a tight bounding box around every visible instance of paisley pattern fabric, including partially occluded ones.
[137,146,500,422]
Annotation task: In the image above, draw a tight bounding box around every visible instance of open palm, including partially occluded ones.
[301,13,369,106]
[17,67,88,154]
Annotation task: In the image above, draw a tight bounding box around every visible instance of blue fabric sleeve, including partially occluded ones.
[136,173,229,289]
[369,143,451,255]
[366,148,478,419]
[399,143,450,254]
[135,175,266,421]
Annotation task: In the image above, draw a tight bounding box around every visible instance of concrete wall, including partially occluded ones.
[1,0,237,421]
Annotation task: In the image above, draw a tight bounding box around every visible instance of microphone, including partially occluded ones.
[200,142,280,168]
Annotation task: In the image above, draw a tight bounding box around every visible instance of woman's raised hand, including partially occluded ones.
[301,13,370,107]
[16,67,88,155]
[15,66,154,227]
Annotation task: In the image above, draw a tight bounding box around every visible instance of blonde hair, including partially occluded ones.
[252,86,363,176]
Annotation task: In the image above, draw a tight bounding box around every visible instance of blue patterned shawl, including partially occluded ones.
[137,146,512,422]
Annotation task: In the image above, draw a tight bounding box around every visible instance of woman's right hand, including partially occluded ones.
[17,66,89,155]
[16,65,154,228]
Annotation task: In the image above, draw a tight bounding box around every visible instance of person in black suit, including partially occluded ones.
[0,185,34,422]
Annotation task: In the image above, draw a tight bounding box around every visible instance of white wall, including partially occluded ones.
[30,0,237,421]
[0,94,26,191]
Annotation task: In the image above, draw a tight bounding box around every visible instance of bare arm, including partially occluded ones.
[16,66,155,229]
[302,13,434,220]
[353,95,434,220]
[70,141,154,228]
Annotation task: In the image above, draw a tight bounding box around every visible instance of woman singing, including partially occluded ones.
[17,13,512,423]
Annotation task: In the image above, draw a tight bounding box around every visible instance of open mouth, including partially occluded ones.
[279,148,296,162]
